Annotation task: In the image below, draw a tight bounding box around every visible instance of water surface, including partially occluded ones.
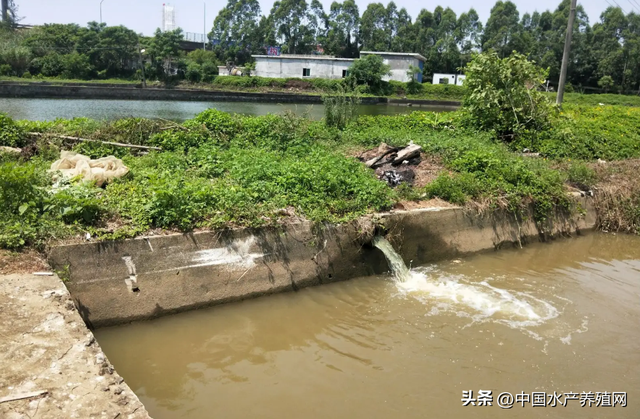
[95,233,640,418]
[0,98,454,121]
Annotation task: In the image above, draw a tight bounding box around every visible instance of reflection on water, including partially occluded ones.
[0,98,455,122]
[95,233,640,419]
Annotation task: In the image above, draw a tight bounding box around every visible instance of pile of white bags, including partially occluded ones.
[50,151,129,187]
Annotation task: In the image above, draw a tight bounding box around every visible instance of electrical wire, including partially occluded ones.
[611,0,627,13]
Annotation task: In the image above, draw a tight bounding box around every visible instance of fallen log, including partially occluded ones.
[364,147,400,168]
[28,132,162,151]
[392,144,422,165]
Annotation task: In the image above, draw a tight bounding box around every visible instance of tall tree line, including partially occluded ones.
[209,0,640,91]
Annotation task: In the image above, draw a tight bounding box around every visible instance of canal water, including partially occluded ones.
[95,233,640,418]
[0,98,454,121]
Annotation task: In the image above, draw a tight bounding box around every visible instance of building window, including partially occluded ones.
[342,70,350,78]
[438,77,449,85]
[302,68,311,77]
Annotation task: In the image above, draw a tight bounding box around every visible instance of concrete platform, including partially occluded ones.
[0,273,151,419]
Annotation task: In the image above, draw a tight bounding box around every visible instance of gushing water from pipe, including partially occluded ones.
[372,236,411,282]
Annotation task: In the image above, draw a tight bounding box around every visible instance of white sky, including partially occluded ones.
[17,0,613,37]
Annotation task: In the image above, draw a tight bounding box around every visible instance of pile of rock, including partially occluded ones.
[361,142,423,187]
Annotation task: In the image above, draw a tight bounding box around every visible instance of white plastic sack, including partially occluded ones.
[50,151,129,187]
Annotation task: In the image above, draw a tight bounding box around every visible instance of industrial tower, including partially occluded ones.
[162,3,176,32]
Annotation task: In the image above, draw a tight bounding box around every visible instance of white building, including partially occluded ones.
[246,52,427,83]
[360,51,426,83]
[252,55,354,80]
[432,73,465,86]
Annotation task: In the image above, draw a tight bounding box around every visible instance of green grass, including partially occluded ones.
[2,102,639,250]
[561,92,640,107]
[514,104,640,160]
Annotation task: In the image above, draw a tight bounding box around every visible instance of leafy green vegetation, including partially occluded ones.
[517,105,640,160]
[345,54,391,94]
[2,51,640,250]
[322,86,361,130]
[463,52,554,141]
[0,112,27,147]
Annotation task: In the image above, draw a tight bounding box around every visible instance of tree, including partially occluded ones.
[61,52,93,79]
[463,51,553,140]
[185,62,203,82]
[346,54,390,92]
[413,6,462,76]
[456,9,483,55]
[209,0,261,64]
[186,49,219,81]
[481,1,522,58]
[270,0,316,54]
[359,3,390,51]
[591,7,627,89]
[622,12,640,92]
[92,25,139,77]
[24,24,83,57]
[1,0,20,30]
[309,0,329,48]
[325,0,360,57]
[149,28,184,78]
[0,43,31,76]
[598,75,615,93]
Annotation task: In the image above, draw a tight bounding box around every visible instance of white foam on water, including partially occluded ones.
[396,267,559,328]
[372,235,561,335]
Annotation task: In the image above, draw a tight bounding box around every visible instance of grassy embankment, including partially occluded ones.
[5,75,640,106]
[0,103,639,253]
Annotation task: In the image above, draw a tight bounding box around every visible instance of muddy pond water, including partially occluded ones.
[0,98,455,122]
[95,233,640,418]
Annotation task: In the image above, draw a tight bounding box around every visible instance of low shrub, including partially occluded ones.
[0,113,28,148]
[323,85,360,130]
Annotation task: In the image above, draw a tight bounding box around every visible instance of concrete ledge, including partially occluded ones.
[0,274,151,418]
[0,83,383,104]
[0,82,462,107]
[47,199,596,329]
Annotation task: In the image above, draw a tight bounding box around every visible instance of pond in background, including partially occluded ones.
[0,98,456,121]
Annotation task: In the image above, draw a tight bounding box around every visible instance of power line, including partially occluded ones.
[610,0,627,13]
[630,0,640,12]
[627,0,639,12]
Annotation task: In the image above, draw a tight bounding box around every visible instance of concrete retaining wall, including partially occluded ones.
[48,200,595,329]
[0,83,330,103]
[0,82,461,107]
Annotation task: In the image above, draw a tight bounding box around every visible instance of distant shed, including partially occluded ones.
[432,73,465,86]
[359,51,427,83]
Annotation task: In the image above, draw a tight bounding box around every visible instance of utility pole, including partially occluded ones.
[138,42,147,88]
[556,0,577,106]
[2,0,9,24]
[203,3,206,50]
[100,0,105,25]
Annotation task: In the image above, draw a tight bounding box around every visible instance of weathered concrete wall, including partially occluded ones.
[360,52,426,83]
[0,83,323,103]
[0,82,462,107]
[48,200,595,329]
[0,274,151,419]
[254,56,354,80]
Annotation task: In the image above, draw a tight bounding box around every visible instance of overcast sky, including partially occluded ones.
[17,0,614,37]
